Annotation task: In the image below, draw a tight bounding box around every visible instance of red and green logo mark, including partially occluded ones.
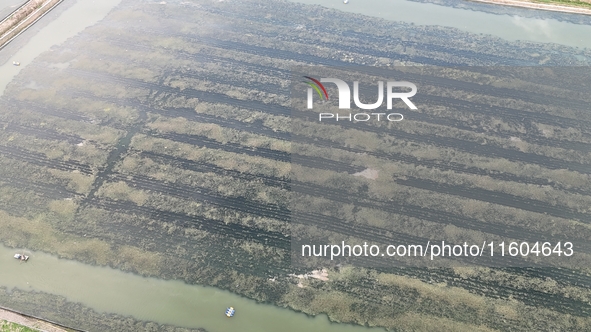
[303,76,329,101]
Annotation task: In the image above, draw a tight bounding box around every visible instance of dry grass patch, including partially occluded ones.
[97,181,149,206]
[48,169,95,194]
[0,210,162,274]
[47,199,77,220]
[393,312,497,332]
[377,272,487,314]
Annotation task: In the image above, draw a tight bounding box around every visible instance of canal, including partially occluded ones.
[1,245,385,332]
[290,0,591,49]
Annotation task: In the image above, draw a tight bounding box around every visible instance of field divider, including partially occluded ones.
[0,304,88,332]
[0,0,64,51]
[0,1,29,25]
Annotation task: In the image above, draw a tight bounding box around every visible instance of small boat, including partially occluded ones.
[225,307,235,318]
[12,61,20,66]
[14,253,28,261]
[343,0,349,3]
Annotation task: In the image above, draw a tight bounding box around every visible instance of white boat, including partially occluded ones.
[225,307,235,317]
[14,253,28,261]
[344,0,349,3]
[12,61,20,66]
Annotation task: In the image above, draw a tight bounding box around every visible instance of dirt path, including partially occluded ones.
[0,0,62,49]
[0,308,69,332]
[469,0,591,16]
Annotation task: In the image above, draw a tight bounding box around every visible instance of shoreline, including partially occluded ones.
[0,307,75,332]
[467,0,591,15]
[0,0,63,50]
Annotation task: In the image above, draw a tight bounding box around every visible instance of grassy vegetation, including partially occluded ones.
[0,292,207,332]
[0,320,38,332]
[532,0,591,9]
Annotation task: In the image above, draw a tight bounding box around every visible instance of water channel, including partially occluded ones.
[0,245,385,332]
[290,0,591,49]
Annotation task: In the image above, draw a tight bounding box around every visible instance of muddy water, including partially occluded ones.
[290,0,591,49]
[0,0,123,96]
[0,245,384,332]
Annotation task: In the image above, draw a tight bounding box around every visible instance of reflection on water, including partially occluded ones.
[0,245,384,332]
[289,0,591,49]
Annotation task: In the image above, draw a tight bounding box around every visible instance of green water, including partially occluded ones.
[0,245,384,332]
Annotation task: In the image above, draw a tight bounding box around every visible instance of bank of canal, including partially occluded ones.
[0,245,386,332]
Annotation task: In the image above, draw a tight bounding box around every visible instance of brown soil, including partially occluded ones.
[0,308,69,332]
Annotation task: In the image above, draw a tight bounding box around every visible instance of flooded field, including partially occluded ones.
[0,0,590,331]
